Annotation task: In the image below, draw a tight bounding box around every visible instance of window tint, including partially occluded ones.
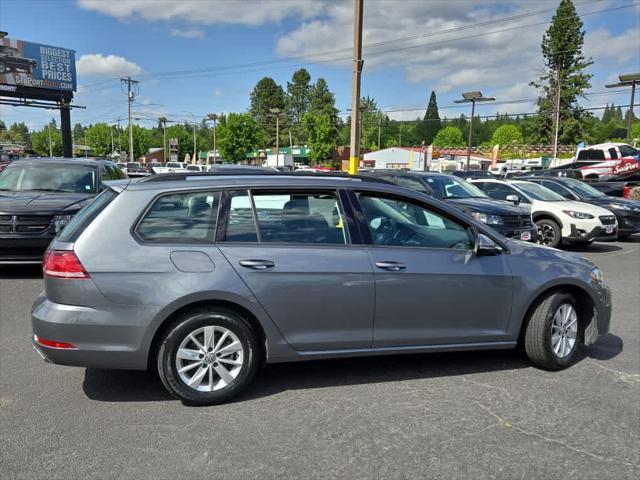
[223,190,258,242]
[100,164,114,181]
[396,176,431,194]
[252,191,347,244]
[540,180,573,198]
[58,189,117,242]
[358,193,473,250]
[608,148,618,160]
[136,191,219,243]
[577,149,605,160]
[475,182,528,203]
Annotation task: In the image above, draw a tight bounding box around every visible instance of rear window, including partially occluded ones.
[58,189,117,242]
[577,149,605,161]
[135,191,220,243]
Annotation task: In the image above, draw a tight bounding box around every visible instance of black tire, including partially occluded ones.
[157,308,260,405]
[524,292,580,370]
[535,218,562,248]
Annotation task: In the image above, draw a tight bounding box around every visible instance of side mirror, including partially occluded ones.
[506,194,520,205]
[475,233,499,256]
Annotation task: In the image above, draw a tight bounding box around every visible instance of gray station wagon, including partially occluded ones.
[31,173,612,405]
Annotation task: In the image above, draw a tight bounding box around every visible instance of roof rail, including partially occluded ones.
[139,170,394,185]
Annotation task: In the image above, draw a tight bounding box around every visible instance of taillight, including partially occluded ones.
[34,335,77,349]
[42,250,90,279]
[623,186,630,198]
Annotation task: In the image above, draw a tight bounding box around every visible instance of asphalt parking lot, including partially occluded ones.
[1,239,638,479]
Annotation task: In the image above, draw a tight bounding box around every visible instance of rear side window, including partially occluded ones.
[577,149,605,160]
[136,191,219,243]
[58,189,117,242]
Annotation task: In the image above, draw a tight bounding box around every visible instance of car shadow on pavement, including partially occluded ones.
[0,265,43,279]
[82,338,624,404]
[563,243,622,253]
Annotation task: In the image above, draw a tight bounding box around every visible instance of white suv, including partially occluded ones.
[471,179,617,248]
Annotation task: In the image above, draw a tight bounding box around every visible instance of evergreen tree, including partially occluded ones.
[420,91,441,145]
[306,78,340,145]
[602,104,612,123]
[249,77,286,147]
[286,68,312,144]
[615,106,623,122]
[530,0,592,144]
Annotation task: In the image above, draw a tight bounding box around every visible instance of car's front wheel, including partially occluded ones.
[535,218,561,248]
[157,308,260,405]
[524,292,580,370]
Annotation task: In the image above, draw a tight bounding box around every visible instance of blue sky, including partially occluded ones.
[1,0,638,131]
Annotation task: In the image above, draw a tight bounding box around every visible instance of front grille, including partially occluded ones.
[599,216,616,225]
[0,215,54,234]
[501,215,532,228]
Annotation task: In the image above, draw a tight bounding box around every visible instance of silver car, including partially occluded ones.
[32,174,612,405]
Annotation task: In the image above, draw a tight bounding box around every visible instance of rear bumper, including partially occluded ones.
[30,294,158,370]
[566,224,617,243]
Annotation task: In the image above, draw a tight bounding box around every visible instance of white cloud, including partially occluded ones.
[77,0,325,26]
[76,54,143,77]
[169,28,205,39]
[585,27,640,66]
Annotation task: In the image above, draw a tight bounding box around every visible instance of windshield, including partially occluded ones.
[422,175,489,199]
[127,162,141,168]
[166,162,182,168]
[0,163,96,193]
[515,182,565,201]
[562,178,606,198]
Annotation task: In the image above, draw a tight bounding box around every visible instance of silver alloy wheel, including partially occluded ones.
[550,303,578,359]
[175,325,244,392]
[537,224,556,245]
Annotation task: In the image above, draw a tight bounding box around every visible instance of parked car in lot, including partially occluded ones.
[471,178,618,248]
[153,162,188,174]
[0,157,125,263]
[553,143,640,180]
[32,172,611,405]
[521,176,640,239]
[451,169,496,180]
[363,170,536,241]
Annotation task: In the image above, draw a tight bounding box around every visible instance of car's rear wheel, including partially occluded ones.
[524,292,580,370]
[535,218,561,248]
[157,308,260,405]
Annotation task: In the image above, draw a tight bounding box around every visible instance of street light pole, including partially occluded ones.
[269,108,282,167]
[454,91,495,170]
[606,73,640,141]
[552,68,561,161]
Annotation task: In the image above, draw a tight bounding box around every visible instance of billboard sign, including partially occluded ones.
[0,38,76,92]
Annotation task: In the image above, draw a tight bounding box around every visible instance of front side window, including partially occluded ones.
[608,148,618,160]
[540,180,573,199]
[0,163,96,193]
[100,164,114,181]
[514,182,565,201]
[136,191,219,243]
[358,193,473,250]
[618,145,639,157]
[475,182,528,203]
[251,191,347,244]
[421,175,487,200]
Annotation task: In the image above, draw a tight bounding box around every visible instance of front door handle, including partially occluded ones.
[375,261,406,271]
[239,259,275,270]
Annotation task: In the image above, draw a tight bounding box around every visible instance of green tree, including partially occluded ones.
[308,78,340,142]
[249,77,286,146]
[286,68,312,144]
[216,113,260,162]
[530,0,593,144]
[303,113,336,162]
[491,124,524,146]
[86,123,113,157]
[419,91,441,144]
[432,126,465,148]
[31,126,62,156]
[119,125,151,160]
[359,95,383,150]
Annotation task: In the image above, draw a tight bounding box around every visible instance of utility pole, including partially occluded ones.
[269,108,282,167]
[552,68,561,161]
[377,115,381,150]
[48,124,53,157]
[110,125,114,158]
[289,130,293,148]
[206,113,218,165]
[454,91,495,170]
[121,76,139,163]
[348,0,364,174]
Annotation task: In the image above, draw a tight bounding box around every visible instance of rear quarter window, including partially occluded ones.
[58,189,117,242]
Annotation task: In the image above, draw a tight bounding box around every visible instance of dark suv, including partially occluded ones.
[0,157,126,263]
[363,170,536,241]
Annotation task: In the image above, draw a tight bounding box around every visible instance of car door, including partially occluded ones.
[350,190,513,347]
[216,188,375,351]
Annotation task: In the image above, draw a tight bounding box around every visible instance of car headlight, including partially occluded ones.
[471,212,503,225]
[609,203,631,211]
[562,210,594,219]
[590,268,604,284]
[52,214,73,234]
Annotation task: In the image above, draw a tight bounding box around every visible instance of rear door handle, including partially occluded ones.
[239,259,275,270]
[375,261,406,271]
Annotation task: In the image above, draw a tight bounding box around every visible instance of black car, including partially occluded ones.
[0,157,126,263]
[522,176,640,239]
[451,170,496,180]
[363,170,536,241]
